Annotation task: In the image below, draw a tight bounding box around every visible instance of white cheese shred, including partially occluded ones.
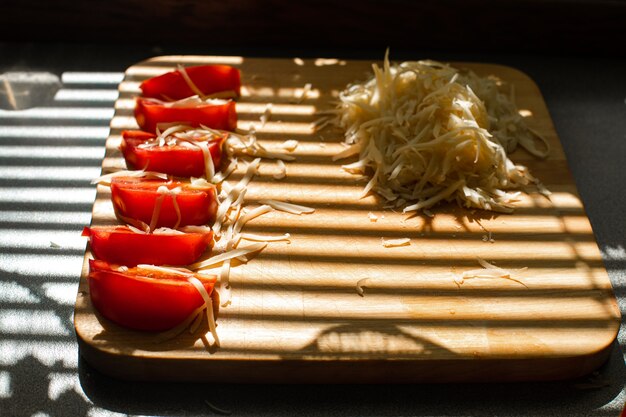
[224,129,295,161]
[258,199,315,215]
[154,304,205,343]
[455,257,528,287]
[193,140,215,180]
[332,143,361,161]
[177,64,207,99]
[356,278,371,297]
[212,158,238,184]
[187,276,220,347]
[91,169,168,185]
[240,232,291,243]
[150,186,182,232]
[218,282,232,308]
[279,140,299,152]
[189,242,268,270]
[260,103,272,127]
[212,158,261,235]
[189,308,205,333]
[381,237,411,248]
[234,205,272,235]
[149,193,166,233]
[273,159,287,179]
[128,225,148,234]
[137,264,193,276]
[297,83,312,103]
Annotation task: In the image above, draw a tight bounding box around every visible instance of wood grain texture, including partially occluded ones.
[74,55,621,383]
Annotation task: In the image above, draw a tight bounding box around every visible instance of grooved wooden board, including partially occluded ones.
[74,55,621,383]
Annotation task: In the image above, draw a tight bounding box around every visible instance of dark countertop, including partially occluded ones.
[0,41,624,416]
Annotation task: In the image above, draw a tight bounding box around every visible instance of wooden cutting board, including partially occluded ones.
[74,55,621,383]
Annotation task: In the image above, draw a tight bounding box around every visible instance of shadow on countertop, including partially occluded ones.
[77,340,626,417]
[1,0,626,59]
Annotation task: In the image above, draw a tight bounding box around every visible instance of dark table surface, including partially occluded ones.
[0,41,625,417]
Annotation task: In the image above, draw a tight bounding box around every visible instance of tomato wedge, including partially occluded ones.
[120,129,226,178]
[139,64,241,101]
[110,176,218,229]
[83,225,213,267]
[88,259,217,331]
[135,97,237,133]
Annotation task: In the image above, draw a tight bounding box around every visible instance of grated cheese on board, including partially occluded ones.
[381,237,411,248]
[332,50,550,214]
[356,278,371,296]
[455,257,528,287]
[258,199,315,215]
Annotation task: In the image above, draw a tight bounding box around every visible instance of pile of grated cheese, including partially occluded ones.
[332,51,550,214]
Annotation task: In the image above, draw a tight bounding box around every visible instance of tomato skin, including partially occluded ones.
[139,64,241,101]
[110,176,218,228]
[88,259,216,332]
[120,130,225,178]
[82,225,213,267]
[135,97,237,133]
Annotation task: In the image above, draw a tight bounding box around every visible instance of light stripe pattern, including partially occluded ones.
[0,70,122,415]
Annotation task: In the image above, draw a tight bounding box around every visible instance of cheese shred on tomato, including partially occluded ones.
[92,169,168,185]
[149,186,182,232]
[188,242,268,270]
[177,64,207,99]
[186,276,220,346]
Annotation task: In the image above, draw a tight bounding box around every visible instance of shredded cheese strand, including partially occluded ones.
[258,199,315,215]
[260,103,272,127]
[233,205,272,235]
[218,237,234,308]
[356,278,371,296]
[91,169,168,185]
[240,232,291,242]
[149,186,182,231]
[381,237,411,248]
[136,264,193,276]
[194,140,215,179]
[154,304,205,343]
[212,158,261,235]
[223,130,296,161]
[177,64,207,99]
[212,158,238,184]
[189,242,268,270]
[273,159,287,179]
[156,123,192,143]
[456,258,529,287]
[187,276,220,346]
[149,193,166,232]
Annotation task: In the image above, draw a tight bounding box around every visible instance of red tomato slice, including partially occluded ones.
[110,176,218,229]
[83,225,213,267]
[88,259,217,331]
[135,97,237,133]
[120,129,226,178]
[139,64,241,101]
